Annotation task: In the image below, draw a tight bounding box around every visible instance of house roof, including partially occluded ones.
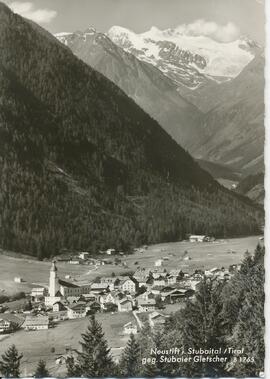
[68,303,86,311]
[119,298,132,305]
[24,316,49,326]
[124,322,137,328]
[58,279,79,288]
[138,298,156,305]
[149,311,165,320]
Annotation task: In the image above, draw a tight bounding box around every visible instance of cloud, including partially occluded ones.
[176,19,240,43]
[5,1,57,24]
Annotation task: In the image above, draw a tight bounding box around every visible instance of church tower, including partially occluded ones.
[49,261,59,297]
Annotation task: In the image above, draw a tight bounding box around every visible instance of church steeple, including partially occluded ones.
[50,261,57,272]
[49,260,59,297]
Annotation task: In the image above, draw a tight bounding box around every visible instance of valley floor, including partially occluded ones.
[0,235,262,377]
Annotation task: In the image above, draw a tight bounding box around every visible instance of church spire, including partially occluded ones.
[50,260,57,272]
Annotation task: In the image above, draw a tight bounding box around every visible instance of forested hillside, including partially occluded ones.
[0,3,263,259]
[236,173,264,204]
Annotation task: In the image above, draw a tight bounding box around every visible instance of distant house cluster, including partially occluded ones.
[2,244,239,337]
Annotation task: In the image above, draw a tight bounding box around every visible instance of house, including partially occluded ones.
[23,315,49,331]
[151,286,163,295]
[162,289,194,303]
[53,301,67,312]
[183,255,191,261]
[100,277,118,291]
[153,276,167,287]
[169,269,180,276]
[90,283,110,293]
[155,259,164,267]
[31,287,47,302]
[0,319,12,333]
[99,293,116,308]
[121,278,138,294]
[117,298,133,312]
[79,252,89,260]
[133,268,152,281]
[152,269,167,279]
[69,259,80,265]
[136,278,147,288]
[160,286,176,294]
[48,310,68,322]
[136,291,154,303]
[14,277,23,283]
[148,311,167,328]
[205,268,220,277]
[123,322,138,335]
[106,249,116,255]
[189,235,208,243]
[167,275,177,285]
[137,298,156,312]
[67,303,87,319]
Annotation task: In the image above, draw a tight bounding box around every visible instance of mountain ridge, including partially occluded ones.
[0,2,263,259]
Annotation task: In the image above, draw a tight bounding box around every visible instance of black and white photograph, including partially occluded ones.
[0,0,266,377]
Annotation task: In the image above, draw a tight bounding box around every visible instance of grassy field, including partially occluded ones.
[0,236,261,296]
[0,311,134,377]
[123,235,261,273]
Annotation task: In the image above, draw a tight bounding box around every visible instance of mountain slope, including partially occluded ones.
[57,27,264,175]
[55,28,204,150]
[236,173,264,204]
[0,3,262,258]
[191,54,265,174]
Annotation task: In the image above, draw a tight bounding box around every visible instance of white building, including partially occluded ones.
[123,322,138,335]
[67,303,87,319]
[155,259,164,267]
[79,252,89,260]
[14,277,23,283]
[23,316,49,331]
[0,319,12,333]
[189,235,207,243]
[45,261,87,307]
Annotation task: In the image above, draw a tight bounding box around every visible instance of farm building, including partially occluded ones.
[189,235,207,242]
[137,298,156,312]
[118,298,133,312]
[23,315,49,331]
[14,277,23,283]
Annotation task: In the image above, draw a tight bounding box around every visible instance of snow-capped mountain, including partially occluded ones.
[108,25,259,89]
[55,26,264,176]
[54,28,205,150]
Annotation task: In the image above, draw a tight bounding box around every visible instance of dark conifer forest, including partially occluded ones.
[0,3,263,259]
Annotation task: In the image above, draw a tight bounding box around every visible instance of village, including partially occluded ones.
[0,234,262,375]
[0,235,240,334]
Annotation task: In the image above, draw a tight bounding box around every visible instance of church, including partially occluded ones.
[44,261,91,307]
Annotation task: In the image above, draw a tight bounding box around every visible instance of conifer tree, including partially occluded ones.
[119,333,140,376]
[0,345,23,378]
[34,360,50,378]
[67,315,115,377]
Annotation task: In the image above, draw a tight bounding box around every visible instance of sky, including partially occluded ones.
[3,0,265,44]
